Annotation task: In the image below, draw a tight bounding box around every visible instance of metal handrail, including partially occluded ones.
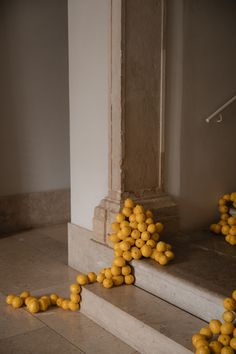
[205,95,236,123]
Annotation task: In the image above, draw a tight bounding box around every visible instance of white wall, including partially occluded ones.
[166,0,236,230]
[68,0,109,230]
[0,0,70,196]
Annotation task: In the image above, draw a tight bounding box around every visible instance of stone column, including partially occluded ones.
[93,0,178,244]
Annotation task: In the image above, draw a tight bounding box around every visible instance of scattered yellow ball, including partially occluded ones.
[50,294,59,305]
[103,278,113,289]
[61,300,70,310]
[12,296,23,309]
[28,299,40,313]
[199,326,213,339]
[223,297,236,311]
[70,283,81,294]
[209,319,222,335]
[124,274,134,285]
[141,244,152,258]
[218,334,231,347]
[76,274,88,286]
[69,301,80,311]
[121,265,132,276]
[112,275,124,286]
[87,272,97,283]
[70,293,81,303]
[209,340,222,353]
[113,257,126,267]
[6,294,16,305]
[222,311,235,323]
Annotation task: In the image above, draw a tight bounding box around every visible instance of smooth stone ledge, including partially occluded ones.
[80,283,204,354]
[68,223,223,322]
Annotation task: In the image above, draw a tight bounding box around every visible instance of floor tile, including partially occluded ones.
[34,223,68,244]
[0,292,44,340]
[0,327,84,354]
[35,306,135,354]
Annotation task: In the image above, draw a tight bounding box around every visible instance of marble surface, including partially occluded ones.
[0,224,136,354]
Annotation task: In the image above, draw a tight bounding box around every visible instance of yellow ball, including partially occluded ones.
[141,231,151,241]
[39,298,49,312]
[111,265,122,276]
[223,194,231,201]
[224,297,236,311]
[122,251,133,262]
[87,272,97,283]
[105,268,113,279]
[219,198,226,206]
[103,278,113,289]
[146,210,153,218]
[97,273,106,283]
[112,222,120,232]
[219,205,228,214]
[218,334,231,346]
[209,319,222,335]
[151,233,160,242]
[221,213,229,221]
[136,213,146,223]
[25,296,37,307]
[199,326,213,339]
[141,244,152,258]
[133,205,144,214]
[120,241,131,251]
[155,222,164,233]
[28,299,40,313]
[223,311,235,323]
[131,247,142,260]
[124,198,135,209]
[20,291,30,301]
[222,225,230,235]
[50,294,59,305]
[192,334,206,347]
[195,346,210,354]
[76,274,88,286]
[130,221,138,229]
[195,339,209,349]
[12,296,23,309]
[117,230,126,240]
[122,207,132,217]
[109,234,120,243]
[124,274,135,285]
[232,289,236,301]
[120,220,130,228]
[41,296,51,306]
[156,241,167,252]
[6,294,16,305]
[229,226,236,236]
[116,213,125,223]
[129,213,136,222]
[230,192,236,201]
[70,283,81,294]
[135,238,145,248]
[138,223,147,232]
[230,337,236,350]
[228,235,236,245]
[220,322,234,335]
[131,230,141,240]
[221,347,234,354]
[145,218,154,225]
[125,237,135,246]
[121,265,132,276]
[165,250,175,260]
[115,248,124,257]
[121,226,132,237]
[158,254,169,266]
[154,251,163,263]
[228,217,236,226]
[69,301,80,311]
[56,297,64,307]
[147,224,156,234]
[112,275,124,286]
[113,256,126,267]
[70,293,81,303]
[209,340,222,353]
[61,300,70,310]
[146,239,156,248]
[233,327,236,337]
[151,249,158,259]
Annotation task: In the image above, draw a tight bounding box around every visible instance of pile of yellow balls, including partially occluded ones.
[210,192,236,246]
[6,198,174,311]
[192,290,236,354]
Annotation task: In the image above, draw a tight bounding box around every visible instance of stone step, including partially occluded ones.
[80,281,206,354]
[68,223,236,322]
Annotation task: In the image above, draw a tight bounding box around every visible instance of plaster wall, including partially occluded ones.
[0,0,70,196]
[68,0,109,230]
[166,0,236,230]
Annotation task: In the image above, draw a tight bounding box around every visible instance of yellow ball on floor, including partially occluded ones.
[50,294,59,305]
[97,273,105,283]
[141,244,152,258]
[209,319,222,335]
[20,291,30,302]
[220,322,234,335]
[199,326,212,339]
[112,275,124,286]
[121,265,131,276]
[61,300,70,310]
[6,294,16,305]
[223,297,236,311]
[12,296,23,309]
[70,293,81,303]
[124,198,134,209]
[28,299,40,313]
[218,334,231,347]
[124,274,134,285]
[56,297,65,307]
[70,283,81,294]
[209,340,222,353]
[223,311,235,323]
[195,345,210,354]
[69,301,80,311]
[76,274,88,286]
[39,298,49,312]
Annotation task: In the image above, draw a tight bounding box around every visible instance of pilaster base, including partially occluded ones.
[93,193,179,245]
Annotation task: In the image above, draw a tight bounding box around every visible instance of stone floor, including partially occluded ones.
[0,224,137,354]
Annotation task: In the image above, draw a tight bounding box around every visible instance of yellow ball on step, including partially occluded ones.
[69,301,80,311]
[70,293,81,303]
[76,274,88,286]
[103,278,113,289]
[87,272,97,283]
[124,274,134,285]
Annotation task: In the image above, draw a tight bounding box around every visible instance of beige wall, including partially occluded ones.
[0,0,70,196]
[68,0,109,230]
[166,0,236,230]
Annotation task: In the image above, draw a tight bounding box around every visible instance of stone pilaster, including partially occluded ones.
[93,0,178,244]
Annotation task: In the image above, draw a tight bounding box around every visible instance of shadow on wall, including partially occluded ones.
[165,0,236,231]
[0,0,70,234]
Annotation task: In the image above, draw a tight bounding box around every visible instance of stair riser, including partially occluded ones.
[80,287,192,354]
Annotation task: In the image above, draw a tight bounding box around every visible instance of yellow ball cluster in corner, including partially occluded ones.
[191,289,236,354]
[210,192,236,245]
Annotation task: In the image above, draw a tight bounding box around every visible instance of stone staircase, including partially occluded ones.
[68,223,236,354]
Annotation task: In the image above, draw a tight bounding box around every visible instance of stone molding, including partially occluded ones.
[0,188,70,235]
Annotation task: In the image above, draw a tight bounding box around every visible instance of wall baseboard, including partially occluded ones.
[0,188,70,235]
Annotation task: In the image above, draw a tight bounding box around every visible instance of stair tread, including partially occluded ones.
[82,281,206,352]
